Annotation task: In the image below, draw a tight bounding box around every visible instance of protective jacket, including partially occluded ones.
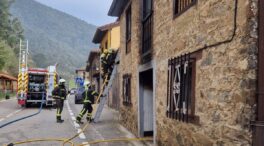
[82,89,98,104]
[52,85,67,100]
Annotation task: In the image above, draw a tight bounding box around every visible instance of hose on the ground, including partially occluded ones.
[4,137,153,146]
[0,92,45,129]
[77,137,153,146]
[3,76,153,146]
[62,76,109,146]
[3,138,74,146]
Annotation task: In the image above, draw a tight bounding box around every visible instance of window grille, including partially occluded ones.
[123,74,132,106]
[174,0,196,17]
[167,54,195,122]
[142,0,153,63]
[126,5,132,54]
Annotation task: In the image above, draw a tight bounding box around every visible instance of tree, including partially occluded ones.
[0,41,10,70]
[0,0,24,74]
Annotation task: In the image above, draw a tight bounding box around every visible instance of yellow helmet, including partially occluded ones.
[108,49,114,53]
[100,53,106,59]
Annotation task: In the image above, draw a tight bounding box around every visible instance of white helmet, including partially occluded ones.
[59,79,66,84]
[84,81,91,87]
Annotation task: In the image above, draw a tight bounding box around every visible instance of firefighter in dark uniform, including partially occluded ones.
[106,49,116,75]
[52,79,67,123]
[100,50,108,81]
[76,81,99,124]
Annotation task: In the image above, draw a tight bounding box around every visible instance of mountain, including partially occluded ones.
[10,0,97,79]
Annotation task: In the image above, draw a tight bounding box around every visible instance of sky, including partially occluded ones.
[35,0,117,26]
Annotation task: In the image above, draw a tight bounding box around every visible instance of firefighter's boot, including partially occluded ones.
[86,117,93,123]
[57,119,64,123]
[76,117,84,124]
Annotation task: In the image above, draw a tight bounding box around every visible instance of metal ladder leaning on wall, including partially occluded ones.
[93,52,119,123]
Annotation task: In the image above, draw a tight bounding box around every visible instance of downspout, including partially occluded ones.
[252,0,264,145]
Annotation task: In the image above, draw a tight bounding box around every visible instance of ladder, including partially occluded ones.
[18,40,29,99]
[93,53,119,123]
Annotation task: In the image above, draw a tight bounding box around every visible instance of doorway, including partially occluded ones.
[139,69,154,137]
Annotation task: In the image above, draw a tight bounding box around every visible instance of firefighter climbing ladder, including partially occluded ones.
[93,53,119,123]
[18,40,29,99]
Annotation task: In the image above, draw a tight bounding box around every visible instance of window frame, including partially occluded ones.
[123,74,132,106]
[141,0,153,64]
[166,52,201,124]
[173,0,197,18]
[126,4,132,54]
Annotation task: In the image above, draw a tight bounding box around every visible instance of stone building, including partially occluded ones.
[75,68,88,80]
[86,49,101,92]
[107,0,263,145]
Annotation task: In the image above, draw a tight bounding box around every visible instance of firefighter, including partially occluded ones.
[106,49,116,74]
[76,81,99,124]
[100,50,108,81]
[52,78,67,123]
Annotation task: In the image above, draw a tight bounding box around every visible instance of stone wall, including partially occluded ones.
[118,0,141,135]
[153,0,258,145]
[117,0,258,145]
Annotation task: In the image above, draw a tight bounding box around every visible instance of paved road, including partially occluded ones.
[0,96,149,146]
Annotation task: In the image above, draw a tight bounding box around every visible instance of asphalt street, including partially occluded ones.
[0,96,149,146]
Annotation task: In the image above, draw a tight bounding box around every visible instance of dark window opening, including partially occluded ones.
[173,0,197,17]
[167,54,197,123]
[141,0,153,63]
[123,74,132,106]
[126,5,132,54]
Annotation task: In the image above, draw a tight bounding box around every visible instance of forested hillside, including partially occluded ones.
[0,0,24,75]
[10,0,97,79]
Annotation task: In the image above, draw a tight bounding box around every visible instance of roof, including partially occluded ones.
[92,21,119,44]
[0,72,17,81]
[86,49,100,71]
[75,69,86,74]
[108,0,129,17]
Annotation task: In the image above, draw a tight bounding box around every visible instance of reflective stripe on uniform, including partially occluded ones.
[92,91,97,95]
[83,100,91,103]
[87,113,92,117]
[56,108,61,117]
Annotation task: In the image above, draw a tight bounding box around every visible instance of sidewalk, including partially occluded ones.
[85,106,153,146]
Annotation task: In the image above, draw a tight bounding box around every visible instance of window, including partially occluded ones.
[142,0,153,63]
[167,54,197,123]
[126,5,132,54]
[173,0,197,17]
[123,74,132,106]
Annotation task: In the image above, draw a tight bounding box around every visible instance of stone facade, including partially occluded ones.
[114,0,258,145]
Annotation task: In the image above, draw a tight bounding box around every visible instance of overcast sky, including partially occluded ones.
[35,0,116,26]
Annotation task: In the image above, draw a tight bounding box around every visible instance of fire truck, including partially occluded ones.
[17,40,58,107]
[17,66,58,107]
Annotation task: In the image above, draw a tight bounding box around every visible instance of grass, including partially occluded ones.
[68,79,76,89]
[0,91,16,100]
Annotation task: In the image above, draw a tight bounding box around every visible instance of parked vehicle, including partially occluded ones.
[74,87,85,104]
[70,88,77,95]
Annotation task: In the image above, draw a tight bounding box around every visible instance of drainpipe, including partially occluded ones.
[252,0,264,145]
